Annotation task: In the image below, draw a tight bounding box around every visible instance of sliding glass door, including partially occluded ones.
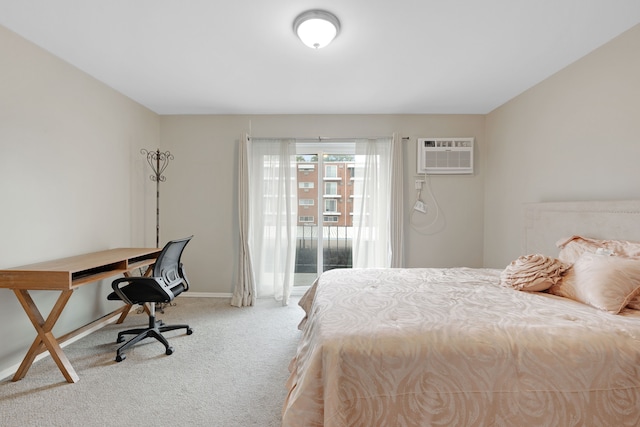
[294,142,355,287]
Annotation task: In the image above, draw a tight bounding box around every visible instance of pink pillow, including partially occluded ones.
[548,253,640,314]
[500,254,569,291]
[628,297,640,310]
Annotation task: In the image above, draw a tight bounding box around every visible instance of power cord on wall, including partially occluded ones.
[410,173,441,234]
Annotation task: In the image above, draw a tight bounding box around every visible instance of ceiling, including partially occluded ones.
[1,1,639,115]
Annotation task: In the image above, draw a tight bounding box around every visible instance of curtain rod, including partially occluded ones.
[247,136,408,141]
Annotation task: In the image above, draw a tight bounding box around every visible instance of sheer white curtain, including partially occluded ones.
[389,133,404,267]
[246,138,297,306]
[231,134,255,307]
[352,135,404,268]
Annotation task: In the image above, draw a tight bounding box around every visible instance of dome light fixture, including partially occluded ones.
[293,10,340,49]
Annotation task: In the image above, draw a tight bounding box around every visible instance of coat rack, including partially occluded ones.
[141,148,174,248]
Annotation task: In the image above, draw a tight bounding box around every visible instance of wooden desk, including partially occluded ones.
[0,248,161,383]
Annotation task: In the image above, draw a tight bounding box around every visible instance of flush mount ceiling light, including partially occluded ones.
[293,10,340,49]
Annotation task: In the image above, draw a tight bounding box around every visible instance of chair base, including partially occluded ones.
[114,313,193,362]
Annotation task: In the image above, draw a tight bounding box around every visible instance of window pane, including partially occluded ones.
[324,182,338,195]
[324,199,337,212]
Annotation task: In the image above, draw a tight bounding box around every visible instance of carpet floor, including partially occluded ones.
[0,297,304,427]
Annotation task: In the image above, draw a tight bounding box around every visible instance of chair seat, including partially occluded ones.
[107,283,185,304]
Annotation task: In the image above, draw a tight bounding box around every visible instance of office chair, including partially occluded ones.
[107,236,194,362]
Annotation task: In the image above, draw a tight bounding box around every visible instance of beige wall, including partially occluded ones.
[0,26,159,373]
[159,114,487,295]
[484,24,640,267]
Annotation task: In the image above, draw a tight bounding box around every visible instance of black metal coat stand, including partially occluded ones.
[141,148,174,249]
[141,148,174,313]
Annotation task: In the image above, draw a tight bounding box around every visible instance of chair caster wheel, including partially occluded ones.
[116,354,125,362]
[186,328,194,335]
[117,335,125,343]
[166,346,174,356]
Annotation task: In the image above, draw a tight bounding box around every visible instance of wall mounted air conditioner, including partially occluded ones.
[417,137,474,175]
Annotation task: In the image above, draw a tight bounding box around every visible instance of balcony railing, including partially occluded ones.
[295,224,352,273]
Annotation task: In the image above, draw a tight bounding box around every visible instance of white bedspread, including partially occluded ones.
[283,268,640,427]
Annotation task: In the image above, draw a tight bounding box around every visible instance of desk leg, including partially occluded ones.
[115,304,134,324]
[12,289,79,383]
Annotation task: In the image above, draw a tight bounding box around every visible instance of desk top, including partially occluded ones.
[0,248,161,290]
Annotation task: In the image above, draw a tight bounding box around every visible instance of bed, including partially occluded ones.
[282,200,640,427]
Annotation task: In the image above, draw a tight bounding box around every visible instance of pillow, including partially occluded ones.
[628,298,640,310]
[500,254,569,292]
[547,252,640,313]
[556,235,640,264]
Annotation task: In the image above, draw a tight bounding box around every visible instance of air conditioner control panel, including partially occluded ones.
[423,139,473,148]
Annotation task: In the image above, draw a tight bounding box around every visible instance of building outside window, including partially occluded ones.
[325,164,338,178]
[324,181,338,196]
[324,198,338,213]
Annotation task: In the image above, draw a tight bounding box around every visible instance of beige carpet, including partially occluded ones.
[0,297,304,427]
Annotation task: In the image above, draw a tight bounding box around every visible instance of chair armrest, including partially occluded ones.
[111,276,175,304]
[178,263,190,292]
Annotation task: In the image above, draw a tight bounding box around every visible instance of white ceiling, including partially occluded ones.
[1,1,639,115]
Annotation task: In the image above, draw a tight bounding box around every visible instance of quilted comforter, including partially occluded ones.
[282,268,640,427]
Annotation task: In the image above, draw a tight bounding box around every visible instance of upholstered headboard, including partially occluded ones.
[523,200,640,256]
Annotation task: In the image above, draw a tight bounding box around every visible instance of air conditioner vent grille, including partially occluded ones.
[417,137,474,175]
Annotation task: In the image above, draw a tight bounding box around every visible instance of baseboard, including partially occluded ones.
[185,290,310,298]
[182,292,232,298]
